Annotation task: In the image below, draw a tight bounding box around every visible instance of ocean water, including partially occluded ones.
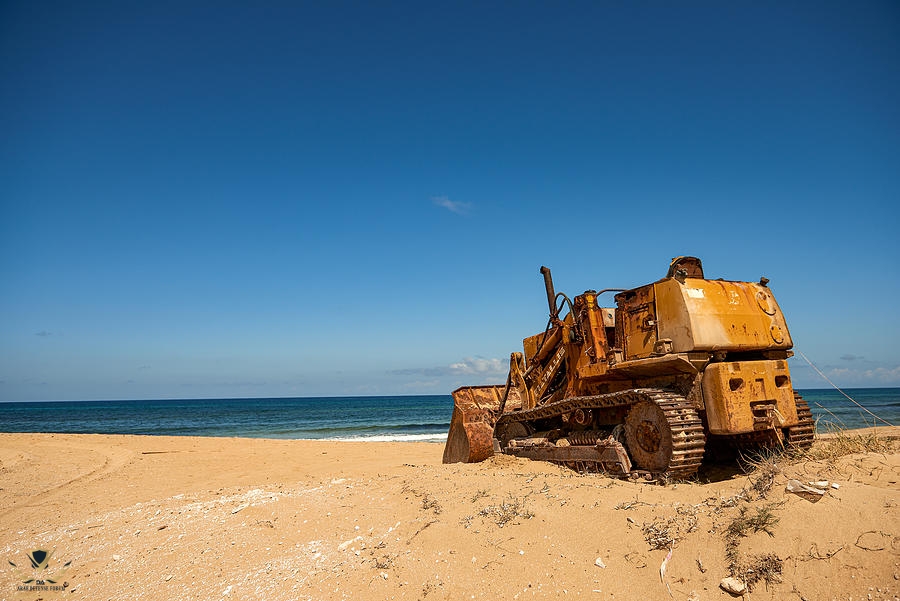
[0,396,453,442]
[795,388,898,431]
[0,389,897,441]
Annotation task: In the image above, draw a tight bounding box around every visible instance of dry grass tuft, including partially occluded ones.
[470,489,489,502]
[477,494,534,527]
[373,555,394,570]
[733,553,783,590]
[805,429,895,461]
[734,427,896,496]
[738,449,783,499]
[641,518,677,550]
[402,483,443,515]
[421,493,443,515]
[641,505,700,550]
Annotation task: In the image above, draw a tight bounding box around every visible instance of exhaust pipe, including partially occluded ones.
[540,266,557,319]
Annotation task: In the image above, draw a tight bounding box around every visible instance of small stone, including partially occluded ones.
[165,575,173,582]
[113,554,121,561]
[720,577,747,596]
[626,517,636,524]
[594,557,606,568]
[381,572,389,580]
[831,482,840,489]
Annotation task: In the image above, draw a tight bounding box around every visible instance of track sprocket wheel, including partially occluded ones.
[625,401,673,472]
[624,396,705,478]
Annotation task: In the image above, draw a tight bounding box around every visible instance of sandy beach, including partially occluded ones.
[1,431,899,601]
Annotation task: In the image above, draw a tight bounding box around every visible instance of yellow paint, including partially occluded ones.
[654,279,792,353]
[702,360,798,434]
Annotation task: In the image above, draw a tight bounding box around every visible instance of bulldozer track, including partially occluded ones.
[497,388,705,480]
[784,392,815,451]
[649,397,707,480]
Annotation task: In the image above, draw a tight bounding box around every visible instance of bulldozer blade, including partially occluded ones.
[443,385,518,464]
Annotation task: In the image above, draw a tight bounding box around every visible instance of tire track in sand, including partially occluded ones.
[0,438,135,522]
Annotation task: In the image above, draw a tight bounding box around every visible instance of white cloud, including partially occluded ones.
[819,363,900,386]
[791,353,900,388]
[390,357,506,378]
[862,365,900,383]
[448,357,505,375]
[432,195,472,215]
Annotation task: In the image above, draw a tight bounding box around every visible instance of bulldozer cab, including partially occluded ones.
[666,256,704,280]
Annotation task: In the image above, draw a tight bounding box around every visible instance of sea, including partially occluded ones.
[0,388,897,441]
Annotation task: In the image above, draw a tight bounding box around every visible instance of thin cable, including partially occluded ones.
[796,350,895,427]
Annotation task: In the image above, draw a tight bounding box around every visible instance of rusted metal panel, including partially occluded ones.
[702,360,798,434]
[568,292,613,381]
[608,353,699,378]
[655,279,792,353]
[505,441,632,475]
[599,307,615,328]
[522,327,563,367]
[576,362,609,379]
[618,285,658,360]
[443,385,518,464]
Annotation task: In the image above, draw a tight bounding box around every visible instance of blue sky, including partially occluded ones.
[1,1,899,401]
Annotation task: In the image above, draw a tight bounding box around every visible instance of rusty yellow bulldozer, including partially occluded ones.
[443,257,814,481]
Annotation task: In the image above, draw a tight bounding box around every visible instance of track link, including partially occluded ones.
[784,392,815,451]
[497,388,705,480]
[649,395,707,480]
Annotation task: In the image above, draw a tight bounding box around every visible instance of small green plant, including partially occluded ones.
[723,503,782,585]
[726,504,780,540]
